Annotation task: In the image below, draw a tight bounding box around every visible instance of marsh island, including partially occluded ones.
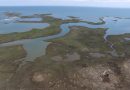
[0,9,130,90]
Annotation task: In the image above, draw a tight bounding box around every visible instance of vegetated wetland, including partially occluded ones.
[0,6,130,90]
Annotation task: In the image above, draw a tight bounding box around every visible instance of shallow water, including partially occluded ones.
[104,17,130,36]
[0,22,104,61]
[0,6,130,62]
[18,18,42,22]
[0,22,49,34]
[0,12,48,34]
[1,7,130,35]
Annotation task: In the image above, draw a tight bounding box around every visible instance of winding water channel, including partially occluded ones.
[0,22,104,62]
[0,16,130,62]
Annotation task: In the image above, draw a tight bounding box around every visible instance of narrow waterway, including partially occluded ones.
[0,22,104,62]
[1,16,130,62]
